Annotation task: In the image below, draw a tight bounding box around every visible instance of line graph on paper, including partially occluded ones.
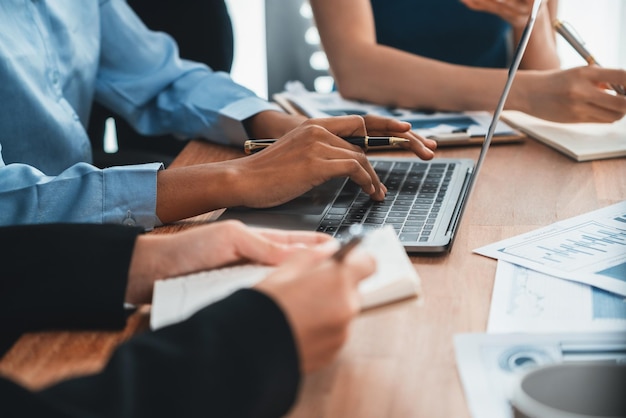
[499,220,626,275]
[487,261,626,334]
[475,202,626,296]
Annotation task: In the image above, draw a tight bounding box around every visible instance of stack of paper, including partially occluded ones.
[274,81,524,146]
[455,201,626,418]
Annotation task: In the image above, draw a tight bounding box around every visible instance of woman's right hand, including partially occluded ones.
[255,242,375,373]
[517,66,626,123]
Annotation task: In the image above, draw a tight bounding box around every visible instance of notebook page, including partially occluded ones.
[150,226,421,330]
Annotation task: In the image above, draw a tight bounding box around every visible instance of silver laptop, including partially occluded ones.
[220,0,542,253]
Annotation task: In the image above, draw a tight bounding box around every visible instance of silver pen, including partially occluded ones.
[553,19,626,96]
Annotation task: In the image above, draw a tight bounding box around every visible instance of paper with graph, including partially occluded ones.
[474,201,626,296]
[487,260,626,333]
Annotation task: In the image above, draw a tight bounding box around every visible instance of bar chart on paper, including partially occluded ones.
[474,201,626,296]
[503,220,626,275]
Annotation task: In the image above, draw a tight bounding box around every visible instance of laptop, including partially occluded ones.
[220,0,542,253]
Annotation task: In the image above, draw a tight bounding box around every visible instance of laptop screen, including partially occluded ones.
[454,0,543,227]
[219,0,543,253]
[465,0,543,201]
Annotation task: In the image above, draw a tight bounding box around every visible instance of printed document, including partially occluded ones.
[474,201,626,296]
[454,331,626,418]
[488,260,626,333]
[274,81,522,145]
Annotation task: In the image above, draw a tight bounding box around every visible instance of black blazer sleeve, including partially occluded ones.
[0,223,142,354]
[3,289,301,418]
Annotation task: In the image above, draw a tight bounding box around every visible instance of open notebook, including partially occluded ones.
[501,110,626,161]
[150,226,421,330]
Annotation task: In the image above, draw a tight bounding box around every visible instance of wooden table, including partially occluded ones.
[1,137,624,417]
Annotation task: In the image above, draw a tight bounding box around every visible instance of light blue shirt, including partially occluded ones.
[0,0,278,229]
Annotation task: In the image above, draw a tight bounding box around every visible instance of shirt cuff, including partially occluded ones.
[102,163,163,229]
[217,98,284,146]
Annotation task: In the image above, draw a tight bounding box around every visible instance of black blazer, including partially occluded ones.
[0,224,300,418]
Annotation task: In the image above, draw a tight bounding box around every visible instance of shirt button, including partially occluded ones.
[123,210,137,226]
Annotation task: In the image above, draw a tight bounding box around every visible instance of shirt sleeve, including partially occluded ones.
[95,0,282,147]
[0,223,142,355]
[24,289,301,418]
[0,150,163,229]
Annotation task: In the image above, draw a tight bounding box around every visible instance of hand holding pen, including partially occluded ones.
[332,224,366,262]
[553,19,626,96]
[244,136,410,155]
[253,223,373,373]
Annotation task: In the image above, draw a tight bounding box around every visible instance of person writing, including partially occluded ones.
[310,0,626,123]
[1,221,374,417]
[0,0,437,229]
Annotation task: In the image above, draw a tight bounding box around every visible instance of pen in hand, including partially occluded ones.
[244,136,410,155]
[553,19,626,96]
[332,224,365,262]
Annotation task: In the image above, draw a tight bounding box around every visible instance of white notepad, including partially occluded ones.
[501,110,626,161]
[150,226,421,330]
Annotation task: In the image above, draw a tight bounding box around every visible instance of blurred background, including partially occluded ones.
[225,0,626,99]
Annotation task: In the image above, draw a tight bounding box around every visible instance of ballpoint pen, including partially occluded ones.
[243,136,410,155]
[553,19,626,96]
[332,224,365,262]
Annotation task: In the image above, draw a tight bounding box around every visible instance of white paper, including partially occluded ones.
[501,110,626,161]
[280,81,516,139]
[488,260,626,333]
[474,200,626,296]
[150,225,421,330]
[454,331,626,418]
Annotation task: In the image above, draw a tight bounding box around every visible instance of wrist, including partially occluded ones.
[244,110,306,139]
[126,235,164,304]
[509,71,535,115]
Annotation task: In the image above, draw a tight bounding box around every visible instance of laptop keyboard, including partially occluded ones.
[316,161,456,243]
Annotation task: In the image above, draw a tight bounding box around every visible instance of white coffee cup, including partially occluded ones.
[511,363,626,418]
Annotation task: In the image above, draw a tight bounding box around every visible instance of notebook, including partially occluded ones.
[220,0,543,254]
[150,226,421,330]
[501,110,626,162]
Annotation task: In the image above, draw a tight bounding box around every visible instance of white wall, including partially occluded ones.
[225,0,626,98]
[557,0,625,69]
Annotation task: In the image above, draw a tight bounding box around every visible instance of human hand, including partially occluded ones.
[460,0,534,29]
[244,111,437,158]
[224,115,435,208]
[125,220,332,304]
[361,114,437,159]
[254,241,375,373]
[518,66,626,123]
[248,111,436,160]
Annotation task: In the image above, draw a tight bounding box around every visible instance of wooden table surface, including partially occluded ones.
[1,136,624,417]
